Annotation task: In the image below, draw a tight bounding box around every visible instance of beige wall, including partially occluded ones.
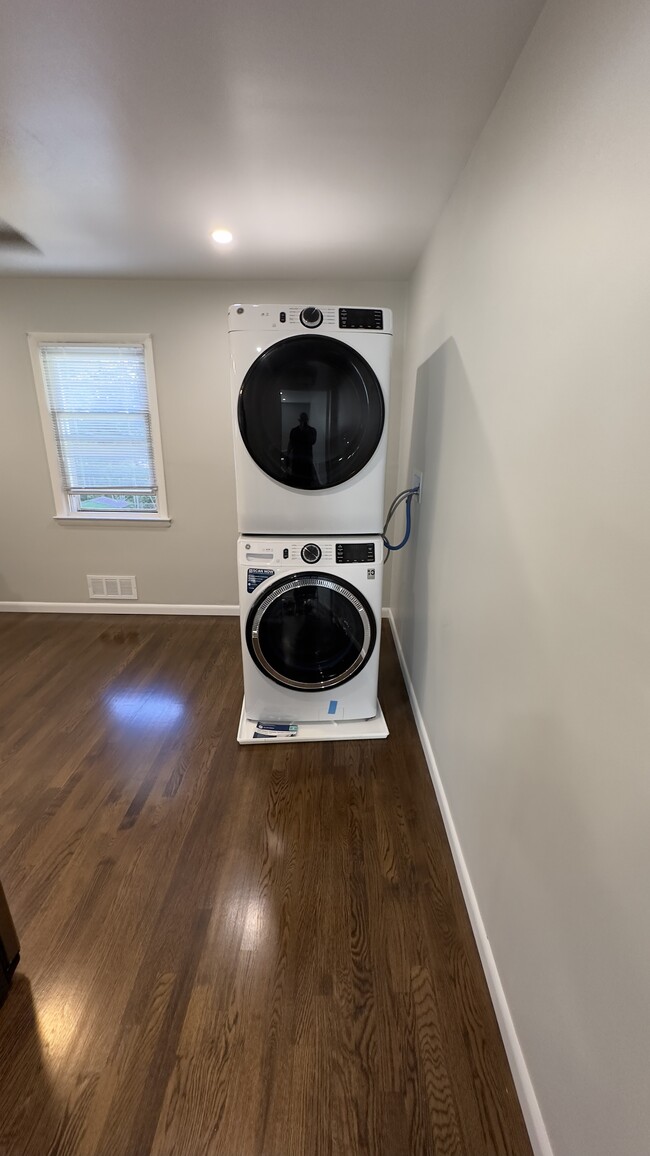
[0,278,406,606]
[391,1,650,1154]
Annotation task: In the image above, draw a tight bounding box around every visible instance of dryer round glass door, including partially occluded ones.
[237,335,385,490]
[247,573,377,691]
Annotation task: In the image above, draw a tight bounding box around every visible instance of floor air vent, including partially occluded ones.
[87,575,138,600]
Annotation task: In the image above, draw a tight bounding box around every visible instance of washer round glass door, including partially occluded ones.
[237,335,385,490]
[247,573,377,691]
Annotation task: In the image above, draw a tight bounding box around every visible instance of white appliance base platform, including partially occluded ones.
[237,699,389,745]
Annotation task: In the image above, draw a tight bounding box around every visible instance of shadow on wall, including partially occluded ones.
[394,336,555,893]
[395,338,650,1156]
[395,341,444,685]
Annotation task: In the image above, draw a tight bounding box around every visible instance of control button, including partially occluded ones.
[283,547,289,559]
[300,306,323,329]
[279,311,286,323]
[301,543,322,564]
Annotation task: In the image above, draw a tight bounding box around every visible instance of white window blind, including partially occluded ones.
[37,342,160,514]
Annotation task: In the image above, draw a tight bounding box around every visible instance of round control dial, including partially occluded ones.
[300,306,323,329]
[301,543,322,564]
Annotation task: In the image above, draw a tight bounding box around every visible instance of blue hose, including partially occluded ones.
[383,492,413,552]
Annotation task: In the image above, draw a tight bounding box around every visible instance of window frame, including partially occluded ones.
[28,333,170,523]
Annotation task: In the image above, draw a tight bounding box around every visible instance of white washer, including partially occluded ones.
[238,534,383,722]
[229,304,392,534]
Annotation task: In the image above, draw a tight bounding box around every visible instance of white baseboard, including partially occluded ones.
[1,603,389,618]
[386,608,553,1156]
[0,602,240,616]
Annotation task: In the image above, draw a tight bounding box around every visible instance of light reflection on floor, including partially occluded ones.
[105,690,186,729]
[239,895,269,952]
[33,979,89,1066]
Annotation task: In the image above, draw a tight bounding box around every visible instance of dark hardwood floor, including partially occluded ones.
[0,613,532,1156]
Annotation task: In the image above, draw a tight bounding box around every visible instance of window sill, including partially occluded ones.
[54,515,172,526]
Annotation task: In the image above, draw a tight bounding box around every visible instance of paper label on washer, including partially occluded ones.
[247,567,274,593]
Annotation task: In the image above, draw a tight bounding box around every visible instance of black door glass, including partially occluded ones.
[238,336,385,490]
[247,576,377,690]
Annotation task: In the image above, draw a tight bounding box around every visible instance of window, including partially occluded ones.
[29,335,169,521]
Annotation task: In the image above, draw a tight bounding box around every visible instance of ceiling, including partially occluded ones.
[0,0,544,279]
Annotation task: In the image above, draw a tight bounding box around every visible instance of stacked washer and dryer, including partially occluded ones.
[229,303,392,728]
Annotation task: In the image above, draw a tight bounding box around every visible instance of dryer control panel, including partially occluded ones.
[227,303,392,334]
[338,308,384,330]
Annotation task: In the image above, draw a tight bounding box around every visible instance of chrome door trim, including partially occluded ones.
[249,574,373,690]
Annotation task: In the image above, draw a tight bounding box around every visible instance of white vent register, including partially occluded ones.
[87,575,138,600]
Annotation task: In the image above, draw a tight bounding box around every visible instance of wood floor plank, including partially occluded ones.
[0,613,533,1156]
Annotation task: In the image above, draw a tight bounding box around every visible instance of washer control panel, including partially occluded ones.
[335,542,376,563]
[301,543,322,563]
[240,539,379,569]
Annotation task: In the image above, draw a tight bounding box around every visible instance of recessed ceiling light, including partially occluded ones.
[211,228,233,245]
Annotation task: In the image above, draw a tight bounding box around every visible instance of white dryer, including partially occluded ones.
[229,304,392,534]
[238,534,383,722]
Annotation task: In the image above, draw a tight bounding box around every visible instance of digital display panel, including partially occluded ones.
[336,542,376,563]
[339,308,383,330]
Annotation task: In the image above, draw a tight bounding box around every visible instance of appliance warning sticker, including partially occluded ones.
[247,568,275,593]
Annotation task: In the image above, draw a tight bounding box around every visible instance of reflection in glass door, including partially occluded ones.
[238,335,384,490]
